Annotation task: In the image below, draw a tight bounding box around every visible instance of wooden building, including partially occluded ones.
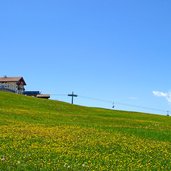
[0,76,26,94]
[23,91,50,99]
[0,76,50,99]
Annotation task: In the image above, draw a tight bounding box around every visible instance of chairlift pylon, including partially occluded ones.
[112,102,115,109]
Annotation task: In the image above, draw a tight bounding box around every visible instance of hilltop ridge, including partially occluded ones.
[0,91,171,170]
[0,91,170,140]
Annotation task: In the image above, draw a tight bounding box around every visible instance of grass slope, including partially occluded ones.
[0,91,171,170]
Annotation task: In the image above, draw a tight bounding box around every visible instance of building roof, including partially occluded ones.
[0,76,26,85]
[23,91,40,96]
[36,94,50,99]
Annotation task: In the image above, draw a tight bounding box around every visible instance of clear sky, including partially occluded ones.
[1,0,171,115]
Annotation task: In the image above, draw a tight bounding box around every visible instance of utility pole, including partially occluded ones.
[68,92,78,104]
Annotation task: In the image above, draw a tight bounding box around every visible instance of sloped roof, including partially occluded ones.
[0,77,26,85]
[36,94,50,99]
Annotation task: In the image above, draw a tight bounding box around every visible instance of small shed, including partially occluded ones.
[36,94,50,99]
[23,91,40,97]
[24,91,50,99]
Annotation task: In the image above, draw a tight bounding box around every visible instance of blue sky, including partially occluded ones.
[0,0,171,115]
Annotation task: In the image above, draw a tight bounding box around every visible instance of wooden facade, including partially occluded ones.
[0,76,26,94]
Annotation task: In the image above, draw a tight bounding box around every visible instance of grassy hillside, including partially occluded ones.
[0,91,171,170]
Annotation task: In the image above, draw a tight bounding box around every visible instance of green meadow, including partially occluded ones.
[0,91,171,170]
